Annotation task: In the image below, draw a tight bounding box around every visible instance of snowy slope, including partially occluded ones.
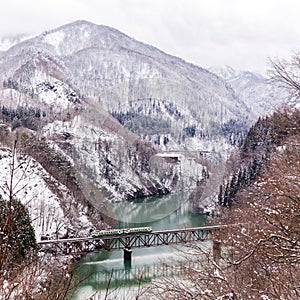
[209,65,289,116]
[41,104,205,203]
[0,21,252,150]
[0,34,30,51]
[0,147,93,240]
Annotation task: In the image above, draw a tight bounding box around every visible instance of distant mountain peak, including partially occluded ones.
[210,65,265,81]
[209,65,285,115]
[0,33,31,51]
[45,19,130,40]
[209,65,239,80]
[32,19,138,57]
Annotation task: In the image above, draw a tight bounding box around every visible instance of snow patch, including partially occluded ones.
[43,31,65,54]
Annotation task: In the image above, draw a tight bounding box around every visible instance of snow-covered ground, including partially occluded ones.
[0,147,92,241]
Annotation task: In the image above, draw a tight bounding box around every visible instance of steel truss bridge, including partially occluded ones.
[38,226,220,256]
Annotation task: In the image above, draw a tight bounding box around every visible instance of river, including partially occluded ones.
[71,191,208,299]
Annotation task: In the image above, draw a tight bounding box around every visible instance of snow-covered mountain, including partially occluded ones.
[0,34,30,52]
[0,21,253,149]
[0,21,288,238]
[209,65,288,116]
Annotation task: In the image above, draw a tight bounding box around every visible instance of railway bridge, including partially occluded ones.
[38,225,221,263]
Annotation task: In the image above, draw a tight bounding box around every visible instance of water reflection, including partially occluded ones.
[112,191,192,225]
[72,191,207,299]
[78,250,184,290]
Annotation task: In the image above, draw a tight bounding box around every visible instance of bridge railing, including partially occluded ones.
[38,225,221,256]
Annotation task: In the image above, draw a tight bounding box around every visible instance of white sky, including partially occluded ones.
[1,0,300,74]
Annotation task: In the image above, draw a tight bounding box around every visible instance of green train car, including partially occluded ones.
[91,226,152,237]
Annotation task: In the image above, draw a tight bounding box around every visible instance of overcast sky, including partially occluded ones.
[1,0,300,74]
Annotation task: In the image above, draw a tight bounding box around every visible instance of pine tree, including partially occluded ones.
[237,168,244,189]
[0,140,37,273]
[223,183,230,207]
[0,198,37,263]
[218,184,223,206]
[229,172,237,199]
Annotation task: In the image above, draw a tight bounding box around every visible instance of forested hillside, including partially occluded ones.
[217,106,300,207]
[152,106,300,299]
[214,107,300,298]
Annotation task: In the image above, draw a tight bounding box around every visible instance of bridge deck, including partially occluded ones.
[38,225,221,255]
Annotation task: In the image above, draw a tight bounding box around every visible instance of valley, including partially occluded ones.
[0,20,262,239]
[0,20,298,299]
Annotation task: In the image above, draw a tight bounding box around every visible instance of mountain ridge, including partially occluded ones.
[0,20,288,239]
[0,20,253,150]
[209,65,288,115]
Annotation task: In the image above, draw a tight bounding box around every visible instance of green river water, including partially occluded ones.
[71,191,207,299]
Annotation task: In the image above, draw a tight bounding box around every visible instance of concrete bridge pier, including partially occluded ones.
[123,247,132,268]
[213,240,221,262]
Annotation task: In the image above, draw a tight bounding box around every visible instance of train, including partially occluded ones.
[91,226,152,237]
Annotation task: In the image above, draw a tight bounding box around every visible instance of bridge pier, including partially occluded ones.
[123,247,132,268]
[213,240,221,262]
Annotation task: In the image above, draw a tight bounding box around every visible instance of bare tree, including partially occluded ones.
[0,139,38,299]
[146,107,300,299]
[0,138,90,300]
[0,139,37,272]
[269,52,300,98]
